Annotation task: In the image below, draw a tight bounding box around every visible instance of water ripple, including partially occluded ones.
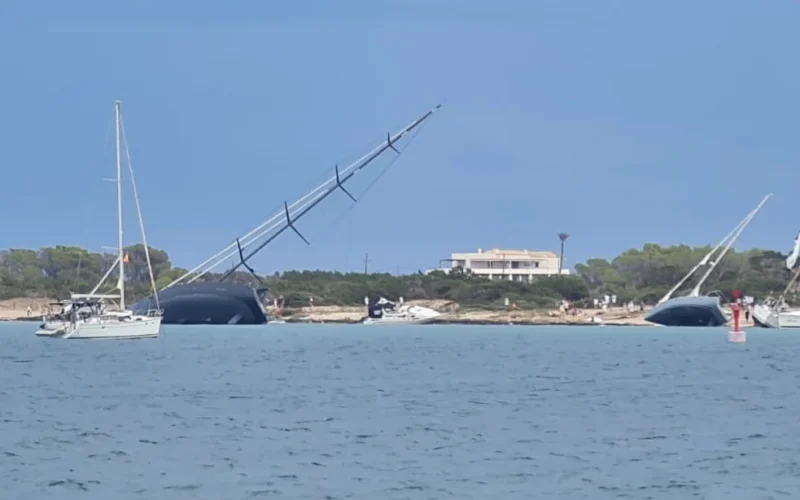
[2,323,800,498]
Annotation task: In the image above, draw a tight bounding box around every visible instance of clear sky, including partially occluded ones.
[1,1,798,275]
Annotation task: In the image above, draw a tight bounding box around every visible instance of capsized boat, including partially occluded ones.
[130,104,443,325]
[645,295,729,327]
[133,282,268,325]
[36,101,162,340]
[644,193,772,327]
[363,297,441,325]
[752,232,800,328]
[752,302,800,329]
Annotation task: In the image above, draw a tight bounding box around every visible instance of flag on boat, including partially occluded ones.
[786,231,800,270]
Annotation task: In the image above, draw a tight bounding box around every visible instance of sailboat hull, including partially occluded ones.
[752,304,800,328]
[645,296,729,327]
[36,316,161,339]
[131,283,269,325]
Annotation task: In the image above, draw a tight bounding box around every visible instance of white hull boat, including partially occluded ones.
[753,304,800,329]
[36,315,161,339]
[644,194,771,327]
[363,298,440,325]
[752,230,800,329]
[36,101,163,340]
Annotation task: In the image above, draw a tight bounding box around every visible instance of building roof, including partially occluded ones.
[452,248,558,259]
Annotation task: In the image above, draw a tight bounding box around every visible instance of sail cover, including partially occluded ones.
[786,231,800,270]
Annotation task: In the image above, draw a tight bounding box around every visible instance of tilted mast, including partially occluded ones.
[163,103,442,289]
[688,193,771,296]
[657,215,750,304]
[657,193,771,304]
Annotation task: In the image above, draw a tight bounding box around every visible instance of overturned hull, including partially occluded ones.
[645,296,729,327]
[131,283,268,325]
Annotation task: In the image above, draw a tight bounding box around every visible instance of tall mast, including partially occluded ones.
[658,210,751,304]
[115,100,125,309]
[688,193,772,297]
[164,103,443,288]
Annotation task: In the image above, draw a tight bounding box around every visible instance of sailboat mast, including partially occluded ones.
[689,193,772,297]
[658,213,751,304]
[115,100,125,310]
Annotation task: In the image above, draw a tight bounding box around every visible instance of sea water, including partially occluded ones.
[2,322,800,499]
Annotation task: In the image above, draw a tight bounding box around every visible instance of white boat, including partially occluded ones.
[752,302,800,329]
[36,101,162,340]
[362,297,441,325]
[753,233,800,328]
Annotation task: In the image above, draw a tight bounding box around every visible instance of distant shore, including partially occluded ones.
[277,303,654,326]
[0,297,754,327]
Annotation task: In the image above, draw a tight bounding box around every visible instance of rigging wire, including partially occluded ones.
[173,105,441,285]
[119,109,161,311]
[325,119,429,230]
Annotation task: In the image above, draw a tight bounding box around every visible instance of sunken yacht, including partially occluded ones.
[644,193,771,327]
[130,104,442,325]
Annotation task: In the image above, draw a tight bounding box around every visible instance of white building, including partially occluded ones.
[444,248,568,282]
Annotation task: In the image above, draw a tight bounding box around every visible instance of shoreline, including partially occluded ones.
[0,298,752,327]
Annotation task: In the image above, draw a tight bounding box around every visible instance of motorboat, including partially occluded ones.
[363,297,441,325]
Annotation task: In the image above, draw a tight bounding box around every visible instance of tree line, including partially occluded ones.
[0,243,795,308]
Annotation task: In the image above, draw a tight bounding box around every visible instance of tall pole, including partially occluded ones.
[115,100,125,309]
[558,233,570,276]
[363,252,371,274]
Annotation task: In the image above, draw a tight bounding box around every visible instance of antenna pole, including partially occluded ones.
[363,252,371,274]
[115,100,125,309]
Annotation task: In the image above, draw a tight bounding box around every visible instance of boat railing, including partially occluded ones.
[144,308,163,318]
[706,290,734,308]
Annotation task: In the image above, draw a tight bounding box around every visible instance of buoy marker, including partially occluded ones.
[728,288,746,344]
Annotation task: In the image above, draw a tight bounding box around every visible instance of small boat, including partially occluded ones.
[36,101,162,340]
[645,194,771,327]
[752,302,800,328]
[752,232,800,328]
[363,297,441,325]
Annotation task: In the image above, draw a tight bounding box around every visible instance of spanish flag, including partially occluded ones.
[123,253,130,264]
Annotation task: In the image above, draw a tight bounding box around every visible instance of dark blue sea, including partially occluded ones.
[2,321,800,499]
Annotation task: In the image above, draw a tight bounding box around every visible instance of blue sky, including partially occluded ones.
[1,1,799,274]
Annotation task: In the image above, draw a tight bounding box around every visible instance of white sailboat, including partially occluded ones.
[36,101,162,340]
[752,231,800,329]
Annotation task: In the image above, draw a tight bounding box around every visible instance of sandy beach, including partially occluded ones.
[274,300,654,326]
[0,298,52,321]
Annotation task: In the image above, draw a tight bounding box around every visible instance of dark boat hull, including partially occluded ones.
[644,295,729,327]
[131,283,269,325]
